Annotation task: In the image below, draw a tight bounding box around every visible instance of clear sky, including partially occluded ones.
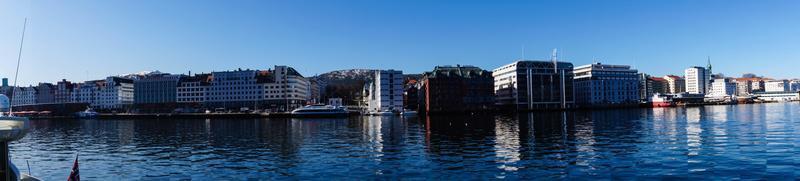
[1,0,799,85]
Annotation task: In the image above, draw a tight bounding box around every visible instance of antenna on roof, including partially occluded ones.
[521,45,525,61]
[551,48,558,72]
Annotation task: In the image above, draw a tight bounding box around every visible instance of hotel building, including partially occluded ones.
[765,80,790,92]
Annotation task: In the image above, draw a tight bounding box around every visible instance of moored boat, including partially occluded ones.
[650,93,676,107]
[291,105,349,117]
[75,107,99,119]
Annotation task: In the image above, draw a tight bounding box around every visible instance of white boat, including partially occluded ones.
[401,110,418,116]
[291,105,349,117]
[76,107,99,119]
[369,111,397,116]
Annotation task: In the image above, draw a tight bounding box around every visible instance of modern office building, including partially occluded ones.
[685,66,710,94]
[493,60,575,110]
[765,80,790,92]
[709,78,737,97]
[663,75,685,94]
[574,63,640,106]
[36,83,56,104]
[134,73,183,104]
[419,65,494,113]
[54,79,76,104]
[366,70,404,113]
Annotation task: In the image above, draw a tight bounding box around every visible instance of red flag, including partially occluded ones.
[67,155,79,181]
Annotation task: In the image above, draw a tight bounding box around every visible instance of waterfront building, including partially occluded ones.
[574,63,639,106]
[0,94,8,112]
[684,66,710,95]
[735,78,753,96]
[96,77,134,110]
[73,80,104,106]
[790,80,800,92]
[205,66,310,111]
[134,73,183,112]
[366,70,404,113]
[177,73,211,104]
[403,80,420,111]
[11,86,36,107]
[36,83,56,104]
[1,78,7,88]
[663,75,685,94]
[308,79,322,104]
[54,79,76,104]
[708,78,737,97]
[419,65,494,113]
[134,73,182,104]
[493,60,575,110]
[751,79,766,92]
[765,80,790,92]
[638,73,667,101]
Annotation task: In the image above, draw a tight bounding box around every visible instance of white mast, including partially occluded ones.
[551,48,558,72]
[8,18,27,116]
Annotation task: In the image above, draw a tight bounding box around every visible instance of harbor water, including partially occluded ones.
[9,102,800,180]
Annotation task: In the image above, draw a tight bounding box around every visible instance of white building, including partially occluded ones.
[95,77,134,110]
[11,86,36,106]
[203,66,311,111]
[73,81,103,105]
[663,75,685,94]
[573,63,639,106]
[709,78,737,97]
[684,66,710,94]
[367,70,404,113]
[177,74,211,104]
[765,80,790,92]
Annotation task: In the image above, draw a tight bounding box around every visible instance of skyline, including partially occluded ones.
[2,0,800,85]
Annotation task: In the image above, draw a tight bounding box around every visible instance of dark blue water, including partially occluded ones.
[9,103,800,180]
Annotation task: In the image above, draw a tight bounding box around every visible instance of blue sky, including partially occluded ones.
[1,0,799,85]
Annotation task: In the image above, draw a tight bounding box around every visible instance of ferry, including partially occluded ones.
[291,105,349,117]
[650,93,676,107]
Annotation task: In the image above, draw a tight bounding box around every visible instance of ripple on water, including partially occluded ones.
[9,103,800,179]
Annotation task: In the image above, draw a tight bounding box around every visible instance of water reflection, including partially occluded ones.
[9,103,800,179]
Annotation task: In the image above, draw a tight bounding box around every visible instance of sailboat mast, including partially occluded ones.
[9,18,28,115]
